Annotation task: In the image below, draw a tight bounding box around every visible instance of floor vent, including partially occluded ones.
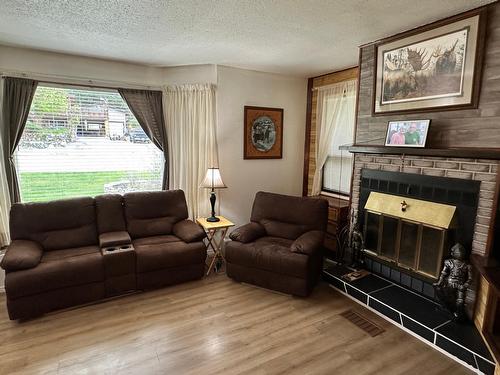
[340,309,385,337]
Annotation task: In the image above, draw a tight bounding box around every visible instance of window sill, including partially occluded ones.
[320,191,350,200]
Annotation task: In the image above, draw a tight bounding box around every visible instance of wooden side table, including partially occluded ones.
[196,216,235,276]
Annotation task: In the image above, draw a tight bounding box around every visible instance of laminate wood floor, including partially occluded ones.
[0,275,471,375]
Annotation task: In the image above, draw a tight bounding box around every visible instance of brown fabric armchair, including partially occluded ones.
[226,191,328,297]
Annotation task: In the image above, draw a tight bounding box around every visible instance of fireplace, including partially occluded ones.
[363,192,456,280]
[357,169,480,299]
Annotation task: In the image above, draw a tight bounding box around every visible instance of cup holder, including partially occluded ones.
[120,245,131,250]
[106,247,117,252]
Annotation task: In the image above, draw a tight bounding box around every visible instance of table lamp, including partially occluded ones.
[200,167,227,222]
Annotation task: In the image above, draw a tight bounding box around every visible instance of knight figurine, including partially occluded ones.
[433,243,472,322]
[349,224,364,269]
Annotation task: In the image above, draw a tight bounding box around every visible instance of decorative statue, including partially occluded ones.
[433,243,472,322]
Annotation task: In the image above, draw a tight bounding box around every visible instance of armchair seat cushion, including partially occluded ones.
[134,239,206,273]
[5,246,104,299]
[226,236,309,279]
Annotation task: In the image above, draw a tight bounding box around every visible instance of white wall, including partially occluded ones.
[0,45,308,229]
[0,45,164,87]
[162,64,217,85]
[216,65,307,227]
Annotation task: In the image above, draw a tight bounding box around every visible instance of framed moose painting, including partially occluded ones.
[373,9,486,115]
[244,106,283,159]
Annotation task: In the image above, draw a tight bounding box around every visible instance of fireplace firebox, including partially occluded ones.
[363,192,456,280]
[358,169,480,299]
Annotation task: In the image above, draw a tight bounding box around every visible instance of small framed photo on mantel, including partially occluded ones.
[385,119,430,148]
[244,106,283,159]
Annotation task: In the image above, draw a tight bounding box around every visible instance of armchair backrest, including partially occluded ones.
[10,197,98,250]
[123,190,189,239]
[95,194,127,234]
[250,191,328,240]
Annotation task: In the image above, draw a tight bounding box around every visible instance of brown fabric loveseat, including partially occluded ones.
[226,191,328,297]
[1,190,206,320]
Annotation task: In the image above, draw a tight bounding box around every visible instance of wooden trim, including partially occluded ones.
[302,78,314,196]
[341,144,500,160]
[369,7,487,116]
[302,67,359,196]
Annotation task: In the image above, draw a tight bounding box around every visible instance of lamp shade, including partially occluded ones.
[200,168,227,189]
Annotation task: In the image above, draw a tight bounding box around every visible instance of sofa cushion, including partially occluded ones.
[5,246,104,299]
[134,241,206,273]
[225,236,309,279]
[10,197,98,250]
[123,190,189,239]
[95,194,126,233]
[132,235,180,247]
[250,191,328,239]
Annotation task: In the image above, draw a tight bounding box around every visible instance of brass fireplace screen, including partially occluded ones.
[363,192,456,280]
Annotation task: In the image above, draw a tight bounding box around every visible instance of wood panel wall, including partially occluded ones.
[303,67,358,196]
[355,3,500,148]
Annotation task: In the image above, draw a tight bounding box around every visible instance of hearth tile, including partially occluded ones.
[368,298,401,323]
[381,264,391,278]
[351,274,392,294]
[410,278,423,293]
[346,285,368,304]
[436,334,476,368]
[390,269,400,283]
[324,264,351,277]
[422,283,435,299]
[436,321,494,361]
[371,285,449,329]
[323,272,345,292]
[401,273,411,288]
[475,355,495,375]
[401,316,434,343]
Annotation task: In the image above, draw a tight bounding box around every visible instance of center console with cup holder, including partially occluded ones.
[101,243,136,296]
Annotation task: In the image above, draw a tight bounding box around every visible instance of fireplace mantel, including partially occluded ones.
[340,144,500,160]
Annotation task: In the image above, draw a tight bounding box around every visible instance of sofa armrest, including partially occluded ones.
[173,220,206,243]
[99,231,131,248]
[1,240,44,271]
[229,222,266,243]
[291,230,324,255]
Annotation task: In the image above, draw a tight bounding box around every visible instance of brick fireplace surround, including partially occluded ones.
[323,152,500,375]
[351,154,499,257]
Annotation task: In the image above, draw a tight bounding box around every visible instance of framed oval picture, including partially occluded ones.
[244,106,283,159]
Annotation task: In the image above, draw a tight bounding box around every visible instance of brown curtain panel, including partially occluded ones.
[118,89,168,189]
[1,77,38,202]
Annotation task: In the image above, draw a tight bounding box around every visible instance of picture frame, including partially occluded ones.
[244,106,283,159]
[373,8,486,115]
[385,120,430,148]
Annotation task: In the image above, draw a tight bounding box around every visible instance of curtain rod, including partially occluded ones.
[312,78,357,91]
[0,69,162,91]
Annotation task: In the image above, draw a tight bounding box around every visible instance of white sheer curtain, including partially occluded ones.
[0,78,11,247]
[164,84,218,219]
[311,79,357,195]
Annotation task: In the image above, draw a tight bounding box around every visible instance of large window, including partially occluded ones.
[16,85,164,202]
[321,80,357,196]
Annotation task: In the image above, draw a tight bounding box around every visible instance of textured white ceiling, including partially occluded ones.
[0,0,494,77]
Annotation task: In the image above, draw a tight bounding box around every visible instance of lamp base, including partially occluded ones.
[206,216,220,223]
